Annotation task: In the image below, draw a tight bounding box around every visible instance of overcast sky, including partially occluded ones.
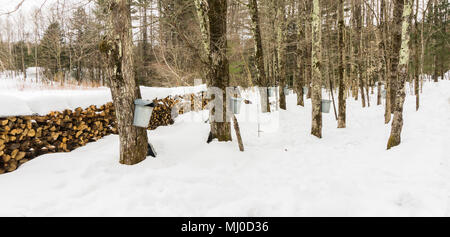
[0,0,95,19]
[0,0,51,15]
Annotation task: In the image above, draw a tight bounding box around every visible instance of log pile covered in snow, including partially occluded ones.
[0,93,208,174]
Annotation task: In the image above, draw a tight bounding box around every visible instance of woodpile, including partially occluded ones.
[172,92,209,115]
[0,93,208,174]
[149,93,209,129]
[0,102,117,174]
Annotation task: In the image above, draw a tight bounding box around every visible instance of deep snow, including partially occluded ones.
[0,79,449,216]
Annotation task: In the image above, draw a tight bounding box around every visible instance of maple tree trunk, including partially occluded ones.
[102,0,148,165]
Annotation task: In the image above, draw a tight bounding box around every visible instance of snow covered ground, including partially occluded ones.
[0,78,449,216]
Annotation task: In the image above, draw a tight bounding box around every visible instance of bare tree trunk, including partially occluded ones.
[414,0,420,111]
[311,0,322,138]
[208,0,232,141]
[248,0,270,112]
[419,0,426,92]
[432,1,438,83]
[383,0,392,123]
[305,1,312,99]
[195,0,232,142]
[337,0,346,128]
[389,0,405,115]
[20,43,26,79]
[142,1,149,79]
[296,1,306,107]
[277,0,287,110]
[387,0,412,150]
[101,0,149,165]
[377,0,386,106]
[353,0,366,108]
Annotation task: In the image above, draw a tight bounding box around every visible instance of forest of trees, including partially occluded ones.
[0,0,448,163]
[0,0,447,87]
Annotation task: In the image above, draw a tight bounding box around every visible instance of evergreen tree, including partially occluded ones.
[40,22,66,77]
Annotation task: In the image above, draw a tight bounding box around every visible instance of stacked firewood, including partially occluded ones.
[0,102,117,173]
[173,92,209,115]
[0,93,208,174]
[148,97,176,130]
[148,93,209,129]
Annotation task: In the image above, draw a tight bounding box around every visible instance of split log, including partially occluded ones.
[6,160,17,172]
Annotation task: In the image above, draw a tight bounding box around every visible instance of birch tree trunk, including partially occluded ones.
[101,0,148,165]
[337,0,346,128]
[311,0,322,138]
[387,0,412,150]
[389,0,405,114]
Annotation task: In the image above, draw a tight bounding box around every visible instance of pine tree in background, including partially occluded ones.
[40,22,66,77]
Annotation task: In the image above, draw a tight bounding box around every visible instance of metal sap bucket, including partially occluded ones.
[133,99,155,128]
[230,97,244,114]
[284,86,290,95]
[303,86,309,95]
[267,87,276,97]
[381,89,387,99]
[321,99,332,113]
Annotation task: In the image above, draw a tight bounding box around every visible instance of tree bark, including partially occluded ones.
[383,0,392,123]
[413,0,420,111]
[377,0,386,107]
[296,1,306,107]
[208,0,232,141]
[337,0,346,128]
[353,0,366,108]
[195,0,232,142]
[311,0,322,138]
[248,0,270,112]
[101,0,148,165]
[389,0,405,114]
[277,0,287,110]
[387,0,412,150]
[305,1,312,99]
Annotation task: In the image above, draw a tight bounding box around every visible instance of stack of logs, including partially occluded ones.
[0,93,208,174]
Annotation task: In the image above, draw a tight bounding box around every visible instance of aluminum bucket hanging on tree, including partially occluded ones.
[267,87,275,97]
[284,86,290,95]
[133,99,155,128]
[303,86,309,95]
[230,97,244,114]
[321,99,332,113]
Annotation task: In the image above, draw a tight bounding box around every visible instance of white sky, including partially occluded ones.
[0,0,51,15]
[0,0,92,19]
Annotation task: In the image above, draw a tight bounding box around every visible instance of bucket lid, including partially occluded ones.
[135,99,155,107]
